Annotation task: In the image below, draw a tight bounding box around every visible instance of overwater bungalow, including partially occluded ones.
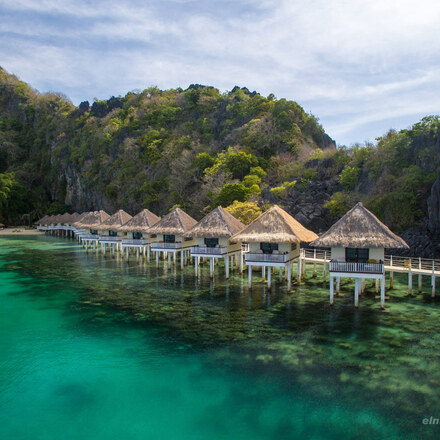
[73,210,110,248]
[35,215,50,231]
[184,207,245,278]
[57,212,80,237]
[231,205,318,289]
[118,209,160,260]
[95,209,133,254]
[147,207,197,268]
[310,202,409,308]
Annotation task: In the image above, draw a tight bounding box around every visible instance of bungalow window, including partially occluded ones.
[291,242,297,251]
[90,229,98,235]
[164,234,175,243]
[133,232,142,240]
[205,238,219,248]
[345,248,369,263]
[260,242,278,254]
[109,230,117,237]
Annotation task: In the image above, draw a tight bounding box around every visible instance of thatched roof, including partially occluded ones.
[52,214,64,224]
[310,202,409,249]
[146,207,197,235]
[231,204,318,243]
[73,210,110,228]
[35,215,50,225]
[183,206,245,238]
[118,209,160,232]
[95,209,132,231]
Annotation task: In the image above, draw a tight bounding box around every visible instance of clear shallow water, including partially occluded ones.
[0,236,439,439]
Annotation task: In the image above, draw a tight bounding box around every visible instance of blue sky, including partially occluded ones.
[1,0,439,146]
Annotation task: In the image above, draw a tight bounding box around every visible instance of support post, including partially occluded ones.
[248,265,252,288]
[408,260,413,294]
[432,261,436,298]
[354,278,359,307]
[195,255,199,277]
[262,266,266,280]
[225,256,230,279]
[375,278,380,294]
[336,277,340,294]
[287,264,292,291]
[267,267,272,289]
[330,275,334,305]
[380,275,385,309]
[155,252,159,268]
[323,251,327,282]
[210,258,214,278]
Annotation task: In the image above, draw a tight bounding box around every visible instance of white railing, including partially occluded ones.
[150,242,183,249]
[302,248,330,261]
[81,234,99,240]
[122,239,149,246]
[384,255,440,272]
[245,253,289,263]
[98,236,120,242]
[330,261,384,274]
[191,245,227,256]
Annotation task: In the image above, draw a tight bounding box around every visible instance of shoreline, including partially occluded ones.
[0,227,44,236]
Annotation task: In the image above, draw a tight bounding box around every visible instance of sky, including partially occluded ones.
[0,0,439,146]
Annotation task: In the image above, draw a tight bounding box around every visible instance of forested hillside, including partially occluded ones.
[0,67,439,256]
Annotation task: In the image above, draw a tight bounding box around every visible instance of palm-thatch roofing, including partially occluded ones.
[73,210,110,228]
[95,209,133,231]
[310,202,409,249]
[118,209,160,232]
[52,214,64,224]
[231,204,318,243]
[183,206,245,239]
[146,207,197,236]
[35,215,50,225]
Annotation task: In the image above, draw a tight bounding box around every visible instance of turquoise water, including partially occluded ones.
[0,236,439,439]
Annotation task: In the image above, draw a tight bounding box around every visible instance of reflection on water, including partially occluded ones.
[0,235,439,439]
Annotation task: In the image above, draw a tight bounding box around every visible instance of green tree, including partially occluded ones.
[214,183,251,207]
[225,201,262,225]
[339,166,360,190]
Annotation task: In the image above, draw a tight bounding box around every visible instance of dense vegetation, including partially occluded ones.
[0,66,439,244]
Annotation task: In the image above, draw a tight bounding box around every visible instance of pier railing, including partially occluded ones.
[191,245,228,256]
[122,239,149,246]
[81,234,99,240]
[98,236,120,243]
[245,253,289,263]
[384,255,440,272]
[330,261,384,274]
[150,242,182,250]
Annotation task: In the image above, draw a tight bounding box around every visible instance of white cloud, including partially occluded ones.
[0,0,439,145]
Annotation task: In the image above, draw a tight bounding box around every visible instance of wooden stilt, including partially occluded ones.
[375,278,380,294]
[354,278,359,307]
[225,256,230,279]
[287,264,292,290]
[248,265,252,288]
[262,266,266,280]
[210,258,214,278]
[323,251,327,282]
[432,261,436,297]
[267,267,272,289]
[380,275,385,309]
[336,277,340,294]
[180,251,184,270]
[389,271,394,289]
[297,259,302,282]
[408,261,413,294]
[330,275,334,305]
[155,252,159,268]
